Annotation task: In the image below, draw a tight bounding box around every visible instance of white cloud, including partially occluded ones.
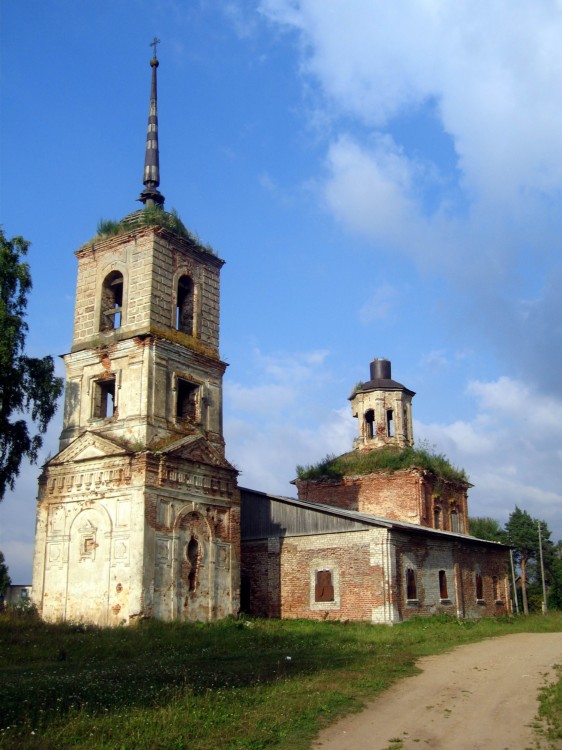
[416,375,562,539]
[226,382,296,414]
[255,347,330,384]
[224,347,355,494]
[468,377,562,437]
[324,134,427,242]
[261,0,562,202]
[260,0,562,403]
[227,406,355,495]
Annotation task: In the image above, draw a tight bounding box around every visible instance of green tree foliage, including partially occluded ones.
[0,230,64,500]
[548,543,562,611]
[469,516,507,543]
[505,506,554,614]
[0,550,10,596]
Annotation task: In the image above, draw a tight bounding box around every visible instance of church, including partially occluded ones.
[31,49,511,626]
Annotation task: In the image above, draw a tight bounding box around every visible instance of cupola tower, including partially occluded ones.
[350,358,415,451]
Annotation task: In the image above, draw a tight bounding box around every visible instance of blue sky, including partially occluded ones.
[1,0,561,583]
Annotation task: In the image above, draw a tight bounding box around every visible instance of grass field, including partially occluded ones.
[1,611,561,750]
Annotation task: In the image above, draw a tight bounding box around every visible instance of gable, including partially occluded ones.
[161,435,236,471]
[49,431,131,465]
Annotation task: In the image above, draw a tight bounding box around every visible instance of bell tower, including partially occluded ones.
[32,45,240,625]
[350,358,415,451]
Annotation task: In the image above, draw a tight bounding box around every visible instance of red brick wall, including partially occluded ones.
[241,528,510,624]
[392,531,510,620]
[295,471,425,526]
[241,530,386,622]
[295,471,469,533]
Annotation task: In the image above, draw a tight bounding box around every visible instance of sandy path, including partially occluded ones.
[313,632,562,750]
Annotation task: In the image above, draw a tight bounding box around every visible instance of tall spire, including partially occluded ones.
[138,37,165,208]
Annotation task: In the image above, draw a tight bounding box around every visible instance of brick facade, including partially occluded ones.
[294,470,469,533]
[240,492,510,624]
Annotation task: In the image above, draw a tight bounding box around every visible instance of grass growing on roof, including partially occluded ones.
[92,208,216,254]
[296,443,468,483]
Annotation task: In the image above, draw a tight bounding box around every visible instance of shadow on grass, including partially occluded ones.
[2,609,560,740]
[0,612,390,730]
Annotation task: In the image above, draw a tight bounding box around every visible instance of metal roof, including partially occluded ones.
[240,487,508,547]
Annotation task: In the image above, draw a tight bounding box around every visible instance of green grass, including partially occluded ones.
[92,208,216,255]
[0,611,560,750]
[535,663,562,748]
[296,444,468,483]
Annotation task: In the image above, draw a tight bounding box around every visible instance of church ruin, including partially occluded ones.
[32,47,510,625]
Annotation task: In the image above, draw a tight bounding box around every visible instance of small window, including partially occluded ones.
[475,573,483,600]
[365,409,375,438]
[100,271,124,331]
[439,570,448,599]
[434,507,441,530]
[176,275,194,334]
[406,568,417,600]
[82,536,96,555]
[176,378,199,422]
[315,570,335,602]
[386,409,395,437]
[93,378,116,419]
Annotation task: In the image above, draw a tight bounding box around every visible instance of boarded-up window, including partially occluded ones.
[315,570,335,603]
[476,573,483,600]
[439,570,448,599]
[406,568,417,600]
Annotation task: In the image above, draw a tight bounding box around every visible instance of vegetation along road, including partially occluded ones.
[314,632,562,750]
[1,613,561,749]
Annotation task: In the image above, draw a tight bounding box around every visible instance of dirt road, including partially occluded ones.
[313,632,562,750]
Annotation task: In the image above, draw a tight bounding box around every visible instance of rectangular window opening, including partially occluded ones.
[475,573,484,601]
[434,507,441,529]
[406,568,417,600]
[450,511,459,533]
[386,409,395,437]
[315,570,335,603]
[93,378,116,419]
[176,378,199,422]
[439,570,448,600]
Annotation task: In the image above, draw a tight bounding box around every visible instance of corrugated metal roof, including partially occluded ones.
[240,487,508,547]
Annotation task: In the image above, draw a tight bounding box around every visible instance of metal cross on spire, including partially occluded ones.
[150,37,160,60]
